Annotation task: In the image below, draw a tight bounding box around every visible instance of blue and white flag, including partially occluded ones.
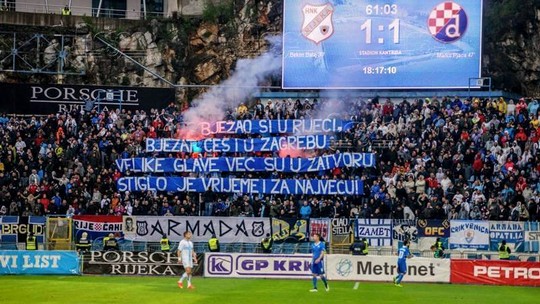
[116,153,375,173]
[489,221,524,252]
[449,220,490,250]
[355,219,393,246]
[524,222,540,253]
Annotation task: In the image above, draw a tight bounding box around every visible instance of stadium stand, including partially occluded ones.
[0,96,538,224]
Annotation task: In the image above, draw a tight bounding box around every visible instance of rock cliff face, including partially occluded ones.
[2,0,540,97]
[482,0,540,96]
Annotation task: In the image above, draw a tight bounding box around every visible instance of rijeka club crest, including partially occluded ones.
[301,3,334,44]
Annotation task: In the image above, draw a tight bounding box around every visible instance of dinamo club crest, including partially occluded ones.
[301,3,334,44]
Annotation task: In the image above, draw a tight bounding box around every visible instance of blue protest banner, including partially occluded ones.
[0,250,80,275]
[117,177,364,195]
[146,135,333,153]
[116,153,375,173]
[196,119,353,135]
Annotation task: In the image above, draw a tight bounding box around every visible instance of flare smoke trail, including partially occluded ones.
[181,36,282,137]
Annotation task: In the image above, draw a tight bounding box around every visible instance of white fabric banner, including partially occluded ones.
[449,220,490,250]
[326,254,450,283]
[204,253,312,279]
[123,216,270,243]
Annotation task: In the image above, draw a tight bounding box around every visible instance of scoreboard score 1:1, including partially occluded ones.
[282,0,483,89]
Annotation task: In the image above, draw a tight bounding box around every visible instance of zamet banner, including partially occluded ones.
[0,216,46,244]
[0,83,175,114]
[123,216,270,243]
[82,251,203,276]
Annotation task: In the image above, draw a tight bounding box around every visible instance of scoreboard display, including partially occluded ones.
[282,0,483,89]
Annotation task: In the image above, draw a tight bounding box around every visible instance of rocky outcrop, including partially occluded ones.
[4,0,540,97]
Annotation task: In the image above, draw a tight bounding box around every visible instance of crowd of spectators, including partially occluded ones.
[0,95,539,222]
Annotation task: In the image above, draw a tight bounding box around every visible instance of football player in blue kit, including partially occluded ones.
[393,239,413,287]
[310,233,329,292]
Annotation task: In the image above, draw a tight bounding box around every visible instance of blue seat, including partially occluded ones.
[297,243,310,254]
[282,243,297,254]
[119,240,134,251]
[133,241,147,251]
[92,237,104,251]
[272,243,283,254]
[231,243,242,253]
[0,243,18,250]
[243,243,257,253]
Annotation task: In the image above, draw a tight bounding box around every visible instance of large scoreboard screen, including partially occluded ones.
[282,0,483,89]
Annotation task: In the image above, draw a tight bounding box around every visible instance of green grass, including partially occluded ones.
[0,276,538,304]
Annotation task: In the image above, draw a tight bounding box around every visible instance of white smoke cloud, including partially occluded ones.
[182,37,282,129]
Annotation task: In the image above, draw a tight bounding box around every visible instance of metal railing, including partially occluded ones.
[3,1,166,20]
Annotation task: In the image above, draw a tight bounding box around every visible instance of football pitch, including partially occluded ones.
[0,276,538,304]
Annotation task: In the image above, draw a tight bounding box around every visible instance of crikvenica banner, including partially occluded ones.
[195,119,353,135]
[146,135,334,153]
[115,153,376,173]
[0,250,80,275]
[122,216,271,243]
[449,220,490,250]
[117,177,364,195]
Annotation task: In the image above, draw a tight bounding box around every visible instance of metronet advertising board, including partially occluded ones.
[204,253,312,279]
[327,254,450,283]
[282,0,483,89]
[0,250,80,275]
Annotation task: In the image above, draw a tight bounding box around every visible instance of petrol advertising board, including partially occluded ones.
[451,260,540,286]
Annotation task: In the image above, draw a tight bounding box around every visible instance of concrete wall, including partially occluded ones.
[15,0,144,19]
[0,11,142,30]
[12,0,222,18]
[167,0,225,17]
